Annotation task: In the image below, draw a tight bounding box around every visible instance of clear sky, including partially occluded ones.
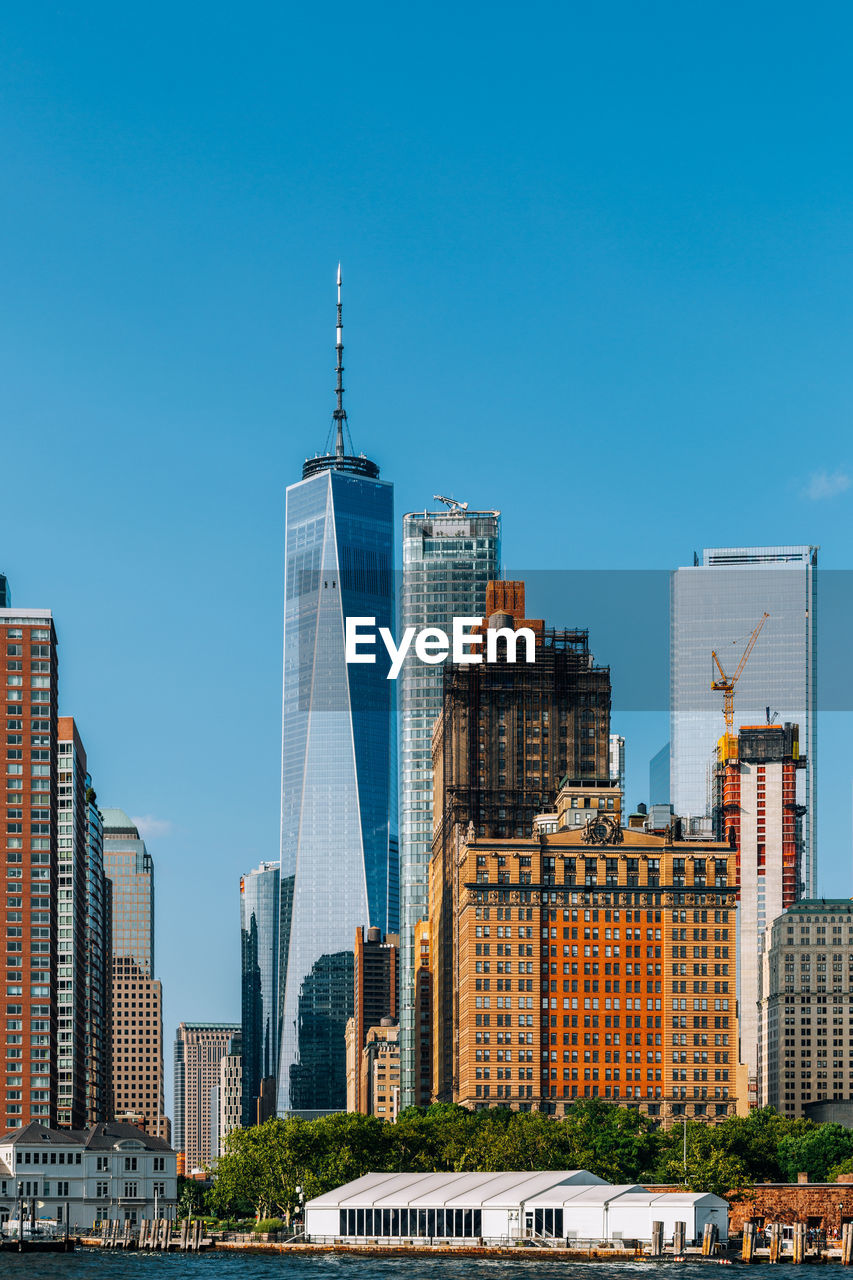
[2,2,852,1116]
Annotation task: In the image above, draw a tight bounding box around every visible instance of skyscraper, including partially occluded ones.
[102,808,167,1139]
[0,606,57,1128]
[399,501,500,1107]
[759,900,853,1116]
[173,1022,240,1170]
[0,575,10,607]
[277,270,397,1116]
[240,861,280,1126]
[57,717,110,1128]
[714,722,805,1088]
[670,546,817,892]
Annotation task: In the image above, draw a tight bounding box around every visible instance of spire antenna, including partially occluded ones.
[334,263,346,458]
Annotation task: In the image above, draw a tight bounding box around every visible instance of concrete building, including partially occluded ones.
[399,501,500,1108]
[305,1170,728,1244]
[173,1023,240,1171]
[102,809,167,1140]
[670,545,817,892]
[0,607,58,1128]
[218,1033,242,1156]
[430,581,612,1103]
[759,899,853,1116]
[278,271,397,1117]
[346,1017,400,1119]
[0,1121,177,1229]
[714,722,805,1093]
[430,779,738,1119]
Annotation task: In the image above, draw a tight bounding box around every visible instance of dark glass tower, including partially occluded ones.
[240,861,280,1125]
[277,270,397,1115]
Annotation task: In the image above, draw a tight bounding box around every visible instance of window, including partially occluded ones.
[124,1182,138,1198]
[124,1157,137,1171]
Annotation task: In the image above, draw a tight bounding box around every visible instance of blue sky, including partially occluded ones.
[2,2,852,1113]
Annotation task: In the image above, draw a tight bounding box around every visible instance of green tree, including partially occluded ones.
[777,1123,853,1183]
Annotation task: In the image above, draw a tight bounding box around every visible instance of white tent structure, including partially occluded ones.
[305,1170,728,1245]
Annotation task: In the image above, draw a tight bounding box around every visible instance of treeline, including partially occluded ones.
[209,1101,853,1220]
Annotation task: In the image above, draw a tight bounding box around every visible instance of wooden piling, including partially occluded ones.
[842,1222,853,1265]
[742,1221,755,1262]
[181,1218,189,1251]
[673,1221,686,1254]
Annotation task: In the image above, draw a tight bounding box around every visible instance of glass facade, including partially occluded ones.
[277,464,396,1115]
[240,861,279,1125]
[398,508,500,1107]
[670,545,817,893]
[102,808,154,974]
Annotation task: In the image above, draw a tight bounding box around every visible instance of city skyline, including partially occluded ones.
[2,1,853,1131]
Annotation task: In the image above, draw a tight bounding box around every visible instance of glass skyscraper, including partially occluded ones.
[398,504,500,1107]
[240,861,280,1125]
[277,271,397,1115]
[670,545,818,894]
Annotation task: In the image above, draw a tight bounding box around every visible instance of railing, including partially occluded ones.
[302,1234,653,1250]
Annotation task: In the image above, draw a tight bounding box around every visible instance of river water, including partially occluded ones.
[2,1256,853,1279]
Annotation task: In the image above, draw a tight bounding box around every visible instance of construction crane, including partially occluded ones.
[711,612,770,733]
[433,495,469,512]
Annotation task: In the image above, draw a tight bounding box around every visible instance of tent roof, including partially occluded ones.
[306,1170,605,1210]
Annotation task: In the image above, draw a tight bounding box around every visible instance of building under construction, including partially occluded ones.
[429,581,611,1100]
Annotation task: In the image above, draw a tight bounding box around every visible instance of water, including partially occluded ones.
[3,1258,853,1280]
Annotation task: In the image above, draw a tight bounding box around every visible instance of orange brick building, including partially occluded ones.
[430,780,738,1121]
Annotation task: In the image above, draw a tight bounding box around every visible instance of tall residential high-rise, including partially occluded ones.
[102,808,168,1139]
[211,1031,242,1160]
[430,581,612,1101]
[240,862,280,1126]
[713,722,805,1088]
[173,1022,240,1170]
[399,502,501,1107]
[348,927,398,1112]
[56,717,110,1127]
[0,606,57,1128]
[670,545,818,891]
[430,778,738,1118]
[759,900,853,1116]
[277,270,397,1116]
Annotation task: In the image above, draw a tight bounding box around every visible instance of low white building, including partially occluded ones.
[305,1170,727,1245]
[0,1121,177,1231]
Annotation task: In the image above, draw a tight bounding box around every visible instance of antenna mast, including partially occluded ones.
[334,263,346,459]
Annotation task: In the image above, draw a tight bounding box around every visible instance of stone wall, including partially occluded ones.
[647,1179,853,1234]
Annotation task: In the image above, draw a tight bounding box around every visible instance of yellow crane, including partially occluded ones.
[711,613,770,751]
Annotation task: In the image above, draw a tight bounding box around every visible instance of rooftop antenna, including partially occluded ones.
[433,494,469,512]
[334,263,346,459]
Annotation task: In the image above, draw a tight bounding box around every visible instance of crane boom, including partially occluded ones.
[711,612,770,733]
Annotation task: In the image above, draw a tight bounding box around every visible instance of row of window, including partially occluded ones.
[339,1207,483,1238]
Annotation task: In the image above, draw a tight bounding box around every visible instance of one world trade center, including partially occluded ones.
[277,270,397,1115]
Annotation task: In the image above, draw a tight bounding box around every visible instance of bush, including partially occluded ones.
[253,1219,284,1234]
